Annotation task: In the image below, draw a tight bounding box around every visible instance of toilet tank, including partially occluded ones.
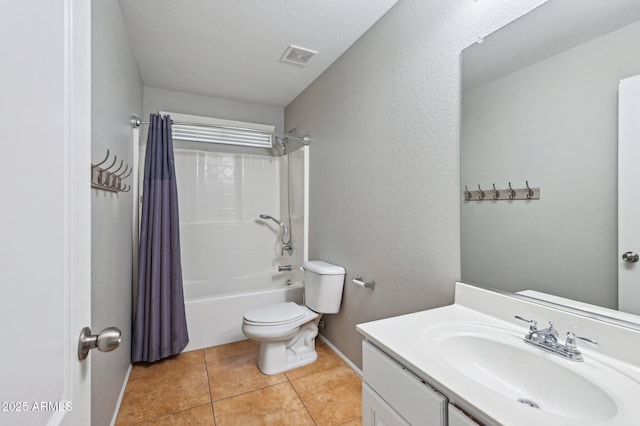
[303,260,346,314]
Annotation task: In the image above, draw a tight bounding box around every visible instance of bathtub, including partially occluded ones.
[182,272,304,351]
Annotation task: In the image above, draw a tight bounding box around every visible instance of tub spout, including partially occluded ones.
[278,265,292,272]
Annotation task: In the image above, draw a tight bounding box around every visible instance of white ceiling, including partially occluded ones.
[462,0,640,90]
[118,0,399,107]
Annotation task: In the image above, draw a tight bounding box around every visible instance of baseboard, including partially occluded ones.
[318,334,363,377]
[110,363,132,426]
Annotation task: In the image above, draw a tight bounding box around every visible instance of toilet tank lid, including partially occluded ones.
[303,260,345,275]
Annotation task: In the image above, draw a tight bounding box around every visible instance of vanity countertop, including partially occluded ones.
[357,282,640,426]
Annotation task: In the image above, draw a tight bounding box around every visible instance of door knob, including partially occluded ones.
[622,251,639,263]
[78,326,122,360]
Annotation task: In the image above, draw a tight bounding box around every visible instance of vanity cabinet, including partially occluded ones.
[362,383,411,425]
[362,340,448,425]
[448,405,481,426]
[362,340,481,426]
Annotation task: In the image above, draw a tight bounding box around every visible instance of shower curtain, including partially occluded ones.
[132,113,189,362]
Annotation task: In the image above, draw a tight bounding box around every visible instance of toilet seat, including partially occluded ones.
[242,303,319,342]
[243,302,307,326]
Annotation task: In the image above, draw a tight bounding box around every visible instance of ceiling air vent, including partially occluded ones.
[281,45,318,66]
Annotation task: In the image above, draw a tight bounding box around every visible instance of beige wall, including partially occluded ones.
[91,1,143,424]
[143,86,284,132]
[285,0,548,367]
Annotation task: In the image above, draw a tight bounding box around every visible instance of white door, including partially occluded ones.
[0,1,92,425]
[618,74,640,315]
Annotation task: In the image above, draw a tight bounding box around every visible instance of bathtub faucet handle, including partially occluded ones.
[281,241,293,256]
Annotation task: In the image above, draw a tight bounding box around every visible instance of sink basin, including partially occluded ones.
[422,322,630,422]
[357,285,640,426]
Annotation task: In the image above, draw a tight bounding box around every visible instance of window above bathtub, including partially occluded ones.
[161,111,276,149]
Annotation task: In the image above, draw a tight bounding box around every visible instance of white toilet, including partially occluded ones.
[242,260,346,375]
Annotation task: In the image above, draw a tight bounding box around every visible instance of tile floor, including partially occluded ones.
[116,339,363,425]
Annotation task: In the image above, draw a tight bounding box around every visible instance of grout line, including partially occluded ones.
[202,349,217,425]
[288,378,317,425]
[336,417,362,426]
[203,348,258,365]
[210,380,289,403]
[131,402,214,425]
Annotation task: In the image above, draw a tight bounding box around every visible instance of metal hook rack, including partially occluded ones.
[91,150,132,193]
[464,181,540,202]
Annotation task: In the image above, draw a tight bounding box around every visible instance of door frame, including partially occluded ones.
[618,74,640,315]
[63,0,92,423]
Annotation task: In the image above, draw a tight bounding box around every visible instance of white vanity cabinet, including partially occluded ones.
[362,340,482,426]
[362,340,448,425]
[448,405,481,426]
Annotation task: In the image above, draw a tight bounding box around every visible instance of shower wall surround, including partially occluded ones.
[175,150,286,288]
[141,86,297,295]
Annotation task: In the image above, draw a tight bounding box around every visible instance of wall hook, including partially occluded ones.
[115,164,131,178]
[91,150,132,194]
[463,181,539,202]
[464,185,472,201]
[526,180,533,200]
[102,155,118,172]
[477,184,485,201]
[93,150,111,168]
[110,160,125,174]
[508,182,516,200]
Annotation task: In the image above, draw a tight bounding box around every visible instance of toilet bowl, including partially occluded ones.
[242,260,346,375]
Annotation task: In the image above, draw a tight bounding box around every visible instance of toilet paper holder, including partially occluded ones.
[353,276,375,290]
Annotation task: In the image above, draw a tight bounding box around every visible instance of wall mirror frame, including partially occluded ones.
[460,0,640,329]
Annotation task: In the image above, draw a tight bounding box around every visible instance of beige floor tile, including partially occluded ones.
[338,418,362,426]
[117,340,364,426]
[137,403,215,425]
[285,340,346,380]
[213,382,315,426]
[128,349,205,382]
[207,352,287,401]
[291,365,362,426]
[116,353,211,425]
[204,339,259,363]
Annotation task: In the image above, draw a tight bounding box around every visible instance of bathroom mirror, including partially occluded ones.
[461,0,640,319]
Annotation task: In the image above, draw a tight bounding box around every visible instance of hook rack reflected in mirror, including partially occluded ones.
[464,181,540,202]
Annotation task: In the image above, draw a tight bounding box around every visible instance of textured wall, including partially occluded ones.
[285,0,548,367]
[91,1,143,424]
[462,21,640,310]
[143,86,284,132]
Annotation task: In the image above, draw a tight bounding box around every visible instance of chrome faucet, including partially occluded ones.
[515,316,597,362]
[278,265,292,272]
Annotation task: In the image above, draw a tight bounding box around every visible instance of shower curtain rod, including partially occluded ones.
[130,115,310,144]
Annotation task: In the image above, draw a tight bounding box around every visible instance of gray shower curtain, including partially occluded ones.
[132,113,189,363]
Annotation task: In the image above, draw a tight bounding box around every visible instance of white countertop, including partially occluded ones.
[357,283,640,426]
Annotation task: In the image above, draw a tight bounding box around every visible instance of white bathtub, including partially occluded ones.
[182,273,304,351]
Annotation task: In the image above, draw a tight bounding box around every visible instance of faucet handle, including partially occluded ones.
[564,331,598,354]
[515,315,538,331]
